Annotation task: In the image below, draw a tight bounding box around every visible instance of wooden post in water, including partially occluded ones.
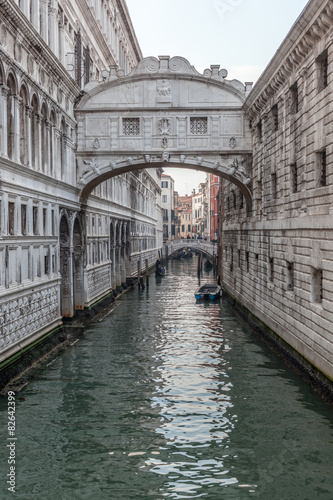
[137,260,141,289]
[145,259,149,287]
[197,253,201,277]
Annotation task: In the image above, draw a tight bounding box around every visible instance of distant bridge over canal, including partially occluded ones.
[164,240,218,259]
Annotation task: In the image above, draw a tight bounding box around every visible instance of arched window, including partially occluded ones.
[40,102,48,173]
[6,73,17,161]
[31,94,39,168]
[49,110,56,177]
[60,117,67,178]
[19,84,29,165]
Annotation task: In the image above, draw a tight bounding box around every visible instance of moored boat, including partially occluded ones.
[195,283,221,301]
[156,265,166,276]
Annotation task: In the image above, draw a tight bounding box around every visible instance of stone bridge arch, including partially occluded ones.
[75,55,253,208]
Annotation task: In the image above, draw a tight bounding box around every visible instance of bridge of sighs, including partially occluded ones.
[75,55,253,206]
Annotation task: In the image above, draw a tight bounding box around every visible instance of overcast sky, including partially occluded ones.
[126,0,309,195]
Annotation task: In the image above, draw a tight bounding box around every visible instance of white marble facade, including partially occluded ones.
[0,0,161,363]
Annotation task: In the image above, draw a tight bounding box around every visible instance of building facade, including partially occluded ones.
[208,174,220,241]
[0,0,162,364]
[161,174,175,241]
[222,0,333,383]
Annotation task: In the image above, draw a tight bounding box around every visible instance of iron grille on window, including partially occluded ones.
[123,118,140,136]
[319,150,327,187]
[74,30,82,86]
[291,163,298,193]
[190,117,208,135]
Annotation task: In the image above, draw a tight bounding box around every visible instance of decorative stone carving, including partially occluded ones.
[159,117,170,135]
[40,69,45,87]
[0,287,59,346]
[0,23,7,47]
[180,155,186,163]
[27,54,34,75]
[57,88,63,104]
[161,137,168,149]
[145,155,151,163]
[93,138,101,149]
[162,152,169,162]
[196,157,203,165]
[14,40,22,62]
[83,158,101,175]
[156,79,172,102]
[229,137,236,149]
[126,157,134,165]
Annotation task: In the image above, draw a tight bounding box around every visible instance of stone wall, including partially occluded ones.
[223,0,333,382]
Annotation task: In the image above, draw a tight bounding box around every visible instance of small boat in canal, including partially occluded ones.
[195,283,221,301]
[156,265,166,276]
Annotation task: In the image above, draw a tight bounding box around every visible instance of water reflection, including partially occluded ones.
[0,258,332,499]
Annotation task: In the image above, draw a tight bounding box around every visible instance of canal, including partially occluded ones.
[1,258,333,499]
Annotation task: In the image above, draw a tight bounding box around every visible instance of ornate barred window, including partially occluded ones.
[123,118,140,136]
[190,117,208,135]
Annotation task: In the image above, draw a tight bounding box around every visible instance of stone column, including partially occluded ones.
[48,4,58,55]
[54,127,61,179]
[26,105,33,167]
[40,0,48,44]
[0,85,9,158]
[14,95,21,163]
[31,0,40,33]
[111,244,116,289]
[45,120,51,176]
[58,23,65,66]
[116,246,122,287]
[50,124,56,177]
[36,113,42,171]
[62,134,68,182]
[177,117,186,149]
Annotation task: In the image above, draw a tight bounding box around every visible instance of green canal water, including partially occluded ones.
[0,258,332,499]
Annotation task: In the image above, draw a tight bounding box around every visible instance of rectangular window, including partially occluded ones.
[161,181,168,188]
[257,120,262,142]
[43,208,47,235]
[21,204,27,235]
[190,117,208,135]
[8,202,15,235]
[291,163,298,193]
[255,254,259,274]
[162,195,167,203]
[269,257,274,282]
[286,261,294,291]
[317,150,327,187]
[271,104,278,131]
[51,209,55,236]
[317,50,328,92]
[44,255,50,276]
[290,82,299,114]
[122,118,140,136]
[246,251,250,273]
[311,268,323,303]
[271,172,277,199]
[33,206,38,235]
